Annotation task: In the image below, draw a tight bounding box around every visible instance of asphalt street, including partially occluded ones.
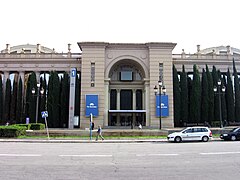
[0,141,240,180]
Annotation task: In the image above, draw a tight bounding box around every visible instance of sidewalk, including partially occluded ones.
[0,137,222,143]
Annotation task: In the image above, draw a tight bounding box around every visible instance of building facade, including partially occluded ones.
[1,42,240,129]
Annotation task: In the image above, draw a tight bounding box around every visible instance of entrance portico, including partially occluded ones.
[78,42,176,129]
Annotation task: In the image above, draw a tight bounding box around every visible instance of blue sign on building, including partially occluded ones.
[155,95,169,117]
[85,94,99,117]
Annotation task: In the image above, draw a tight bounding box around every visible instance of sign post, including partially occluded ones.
[41,111,50,140]
[90,113,93,140]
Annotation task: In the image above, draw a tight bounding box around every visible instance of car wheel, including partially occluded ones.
[174,136,182,143]
[231,135,237,141]
[202,136,209,142]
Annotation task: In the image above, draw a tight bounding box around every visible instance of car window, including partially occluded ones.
[184,128,193,133]
[201,128,208,132]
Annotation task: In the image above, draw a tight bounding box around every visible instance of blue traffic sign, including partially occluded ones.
[41,111,48,118]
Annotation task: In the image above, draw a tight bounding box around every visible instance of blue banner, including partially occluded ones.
[156,95,169,117]
[86,94,99,117]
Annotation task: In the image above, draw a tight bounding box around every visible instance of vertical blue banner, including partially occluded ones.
[85,94,99,117]
[156,95,169,117]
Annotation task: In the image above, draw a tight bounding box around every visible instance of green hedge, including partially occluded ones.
[17,124,31,130]
[30,123,45,130]
[0,125,27,137]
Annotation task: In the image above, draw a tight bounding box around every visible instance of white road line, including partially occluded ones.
[0,154,42,157]
[59,154,112,157]
[200,152,240,155]
[136,154,179,157]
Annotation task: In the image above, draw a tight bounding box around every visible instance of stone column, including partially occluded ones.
[117,89,121,125]
[132,89,136,127]
[3,71,9,101]
[145,81,150,126]
[35,71,40,83]
[104,79,110,127]
[19,71,25,96]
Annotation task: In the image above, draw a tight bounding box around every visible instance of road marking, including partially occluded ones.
[200,152,240,155]
[136,153,179,157]
[0,154,41,157]
[59,154,112,157]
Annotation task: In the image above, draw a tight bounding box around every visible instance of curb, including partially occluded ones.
[0,138,221,143]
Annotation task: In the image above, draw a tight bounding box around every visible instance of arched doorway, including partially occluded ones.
[108,59,146,128]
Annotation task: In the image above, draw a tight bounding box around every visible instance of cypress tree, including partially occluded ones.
[39,76,47,124]
[4,79,11,123]
[25,72,37,123]
[206,65,214,125]
[212,66,220,122]
[16,77,23,124]
[47,71,54,127]
[47,71,60,127]
[226,69,235,122]
[173,65,181,127]
[189,65,201,123]
[60,72,69,128]
[10,77,17,123]
[0,75,3,123]
[187,76,193,123]
[233,59,240,122]
[222,75,227,125]
[74,73,80,118]
[201,69,209,123]
[180,65,188,125]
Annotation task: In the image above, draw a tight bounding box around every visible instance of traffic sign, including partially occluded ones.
[41,111,48,118]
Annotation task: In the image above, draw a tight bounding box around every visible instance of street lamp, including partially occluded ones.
[32,83,44,124]
[213,79,226,128]
[154,80,166,129]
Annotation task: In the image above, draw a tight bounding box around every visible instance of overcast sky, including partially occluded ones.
[1,0,240,54]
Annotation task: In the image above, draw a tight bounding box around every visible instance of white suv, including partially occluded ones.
[167,127,212,143]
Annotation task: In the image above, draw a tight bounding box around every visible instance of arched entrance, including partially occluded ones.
[108,59,147,128]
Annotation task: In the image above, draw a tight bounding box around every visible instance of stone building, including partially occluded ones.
[1,42,239,129]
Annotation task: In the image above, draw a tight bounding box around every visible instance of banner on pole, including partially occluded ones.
[155,95,169,117]
[85,94,99,117]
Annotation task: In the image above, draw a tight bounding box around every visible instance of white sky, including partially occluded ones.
[1,0,240,54]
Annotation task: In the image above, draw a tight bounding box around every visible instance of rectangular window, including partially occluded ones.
[91,62,95,87]
[159,63,163,82]
[120,71,132,81]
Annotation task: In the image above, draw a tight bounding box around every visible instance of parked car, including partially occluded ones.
[220,127,240,141]
[167,127,212,143]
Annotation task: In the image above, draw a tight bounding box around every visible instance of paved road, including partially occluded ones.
[0,141,240,180]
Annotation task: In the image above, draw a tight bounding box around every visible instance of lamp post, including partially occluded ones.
[32,83,44,124]
[213,79,226,128]
[154,81,166,129]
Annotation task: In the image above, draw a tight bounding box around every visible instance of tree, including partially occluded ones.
[212,66,220,122]
[16,77,23,123]
[74,73,80,124]
[189,65,201,123]
[39,75,47,124]
[226,69,235,122]
[60,72,69,128]
[233,59,240,122]
[206,65,214,124]
[180,65,188,125]
[173,65,181,127]
[0,75,3,124]
[4,79,11,123]
[25,72,37,123]
[47,71,60,127]
[201,69,208,123]
[10,76,17,123]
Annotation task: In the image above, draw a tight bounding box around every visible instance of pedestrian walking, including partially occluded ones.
[96,125,104,141]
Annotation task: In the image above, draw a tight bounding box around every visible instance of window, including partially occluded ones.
[91,63,95,87]
[159,63,163,81]
[120,71,132,81]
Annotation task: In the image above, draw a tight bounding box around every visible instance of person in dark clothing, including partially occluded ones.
[96,125,104,141]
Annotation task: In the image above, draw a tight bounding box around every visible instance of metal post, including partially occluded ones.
[159,85,162,130]
[44,117,50,140]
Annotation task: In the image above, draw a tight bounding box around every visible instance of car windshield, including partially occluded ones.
[230,128,240,132]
